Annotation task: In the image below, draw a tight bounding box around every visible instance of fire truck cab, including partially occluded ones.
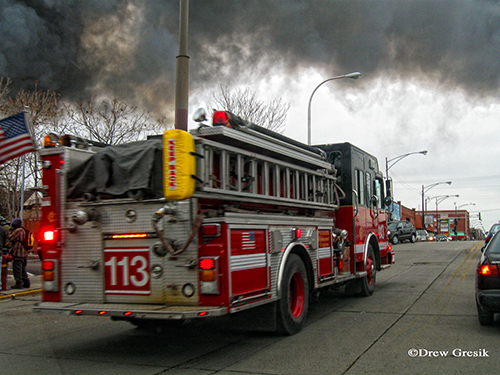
[34,110,394,335]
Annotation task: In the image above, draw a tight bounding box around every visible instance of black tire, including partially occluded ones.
[476,301,494,326]
[277,254,309,335]
[392,235,399,245]
[359,245,377,296]
[410,233,416,243]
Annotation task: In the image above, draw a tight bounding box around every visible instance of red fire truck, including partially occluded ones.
[34,110,394,335]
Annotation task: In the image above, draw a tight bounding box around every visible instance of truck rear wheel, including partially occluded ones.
[277,254,309,335]
[359,245,376,296]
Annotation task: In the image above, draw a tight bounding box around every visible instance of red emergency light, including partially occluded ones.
[212,111,230,127]
[44,230,55,242]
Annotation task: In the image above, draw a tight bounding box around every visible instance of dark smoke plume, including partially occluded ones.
[2,0,500,117]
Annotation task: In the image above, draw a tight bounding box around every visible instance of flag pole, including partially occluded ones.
[19,110,33,222]
[20,154,26,221]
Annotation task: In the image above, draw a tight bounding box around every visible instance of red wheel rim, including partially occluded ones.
[289,272,305,318]
[366,256,374,285]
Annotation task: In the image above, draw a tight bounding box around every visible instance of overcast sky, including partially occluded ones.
[1,0,499,230]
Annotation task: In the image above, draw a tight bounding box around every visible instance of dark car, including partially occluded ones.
[387,221,417,245]
[476,230,500,325]
[484,223,500,246]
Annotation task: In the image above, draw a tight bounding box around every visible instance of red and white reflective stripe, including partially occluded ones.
[316,247,331,260]
[230,254,266,271]
[379,241,390,250]
[355,244,365,254]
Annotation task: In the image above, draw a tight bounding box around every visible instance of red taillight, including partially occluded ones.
[199,256,220,294]
[212,111,229,126]
[479,264,499,275]
[42,260,55,271]
[200,258,215,270]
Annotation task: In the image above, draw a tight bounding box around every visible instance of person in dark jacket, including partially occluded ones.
[8,218,30,289]
[0,221,6,253]
[1,216,12,254]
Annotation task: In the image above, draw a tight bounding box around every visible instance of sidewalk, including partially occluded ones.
[0,272,42,300]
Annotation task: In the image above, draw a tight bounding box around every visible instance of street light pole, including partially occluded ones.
[454,202,475,240]
[383,150,427,222]
[307,72,361,146]
[432,194,459,233]
[385,150,427,180]
[421,181,452,230]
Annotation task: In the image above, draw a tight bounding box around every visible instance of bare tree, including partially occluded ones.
[0,77,11,105]
[64,97,167,145]
[208,85,290,133]
[0,81,62,219]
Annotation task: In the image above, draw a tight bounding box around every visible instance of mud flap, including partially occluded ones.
[226,303,278,332]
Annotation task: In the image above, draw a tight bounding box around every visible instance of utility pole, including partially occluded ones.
[174,0,189,131]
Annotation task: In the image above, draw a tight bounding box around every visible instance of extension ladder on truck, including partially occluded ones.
[192,125,340,211]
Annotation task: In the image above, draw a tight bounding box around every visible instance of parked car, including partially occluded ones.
[475,230,500,325]
[485,223,500,246]
[435,234,451,242]
[387,221,417,244]
[416,229,429,241]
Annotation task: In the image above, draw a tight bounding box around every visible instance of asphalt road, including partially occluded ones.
[1,240,498,375]
[27,257,41,275]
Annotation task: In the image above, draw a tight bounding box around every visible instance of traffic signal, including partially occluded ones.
[479,212,482,220]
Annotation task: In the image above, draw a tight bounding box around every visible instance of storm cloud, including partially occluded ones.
[2,0,500,115]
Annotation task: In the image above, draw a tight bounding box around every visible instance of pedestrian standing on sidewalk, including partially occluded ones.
[8,218,30,289]
[1,217,12,254]
[0,216,10,255]
[0,222,5,254]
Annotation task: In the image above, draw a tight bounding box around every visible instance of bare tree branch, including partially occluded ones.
[208,85,289,133]
[64,97,167,145]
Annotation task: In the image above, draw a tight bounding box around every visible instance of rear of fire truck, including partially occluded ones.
[35,131,229,325]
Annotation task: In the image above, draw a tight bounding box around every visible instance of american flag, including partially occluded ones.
[0,113,36,163]
[242,231,256,250]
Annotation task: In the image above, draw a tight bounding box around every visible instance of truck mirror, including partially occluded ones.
[384,196,392,207]
[385,179,393,202]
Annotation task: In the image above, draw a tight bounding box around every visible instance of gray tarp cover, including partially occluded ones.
[67,139,164,199]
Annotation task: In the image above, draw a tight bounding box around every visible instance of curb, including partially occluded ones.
[0,288,42,300]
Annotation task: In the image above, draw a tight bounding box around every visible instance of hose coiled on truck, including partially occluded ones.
[151,206,205,256]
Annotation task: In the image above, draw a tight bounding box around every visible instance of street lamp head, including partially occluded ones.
[420,150,428,155]
[446,181,452,185]
[345,72,361,79]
